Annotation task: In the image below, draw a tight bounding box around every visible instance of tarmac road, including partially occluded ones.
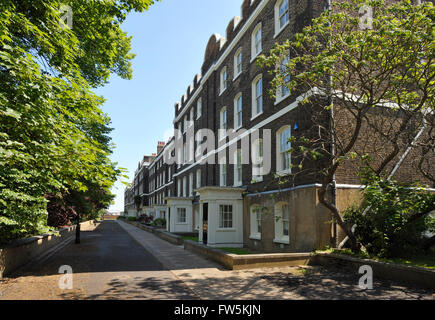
[0,220,196,300]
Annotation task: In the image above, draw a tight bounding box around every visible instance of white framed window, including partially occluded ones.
[177,208,187,224]
[252,75,263,119]
[220,107,228,140]
[274,202,290,243]
[219,205,233,229]
[183,142,187,164]
[250,205,262,239]
[220,67,228,94]
[234,47,243,79]
[168,166,171,181]
[251,138,263,182]
[234,93,243,129]
[183,176,187,197]
[177,179,181,197]
[196,169,201,188]
[276,53,291,103]
[183,115,187,133]
[277,126,291,174]
[275,0,289,36]
[189,138,194,162]
[234,149,242,187]
[189,108,194,126]
[220,158,227,187]
[197,98,202,119]
[189,172,193,196]
[251,23,262,61]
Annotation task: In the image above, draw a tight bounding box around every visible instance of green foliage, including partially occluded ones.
[0,0,156,243]
[344,171,435,258]
[152,218,166,227]
[127,217,137,221]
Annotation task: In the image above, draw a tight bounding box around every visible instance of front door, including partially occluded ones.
[202,203,208,245]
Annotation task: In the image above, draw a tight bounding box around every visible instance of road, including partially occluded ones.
[0,220,433,300]
[0,221,196,299]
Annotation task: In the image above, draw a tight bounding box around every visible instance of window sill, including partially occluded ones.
[250,111,263,122]
[219,88,227,96]
[217,228,236,232]
[274,93,291,106]
[250,50,262,63]
[251,177,263,183]
[249,235,261,240]
[276,169,291,177]
[273,238,289,245]
[274,21,289,39]
[233,72,242,82]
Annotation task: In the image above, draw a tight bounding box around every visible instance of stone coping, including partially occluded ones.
[183,240,312,270]
[310,252,435,289]
[0,220,99,278]
[0,220,99,249]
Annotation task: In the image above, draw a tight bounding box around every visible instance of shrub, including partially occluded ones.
[344,172,435,258]
[152,218,166,228]
[137,214,153,225]
[127,217,137,221]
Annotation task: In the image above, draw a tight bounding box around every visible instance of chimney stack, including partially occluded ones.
[157,141,166,155]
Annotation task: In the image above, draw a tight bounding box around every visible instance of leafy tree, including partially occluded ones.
[344,169,435,257]
[0,0,156,242]
[258,0,434,252]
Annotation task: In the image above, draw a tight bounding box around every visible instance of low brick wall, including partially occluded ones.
[183,240,312,270]
[310,253,435,289]
[0,220,99,279]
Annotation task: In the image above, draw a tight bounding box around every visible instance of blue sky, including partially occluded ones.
[94,0,244,211]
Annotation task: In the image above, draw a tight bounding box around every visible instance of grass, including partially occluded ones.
[321,247,435,270]
[218,247,257,255]
[182,236,199,242]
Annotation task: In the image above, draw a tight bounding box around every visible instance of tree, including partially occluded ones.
[258,0,434,252]
[0,0,156,242]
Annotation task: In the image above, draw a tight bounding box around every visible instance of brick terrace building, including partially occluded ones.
[125,0,433,252]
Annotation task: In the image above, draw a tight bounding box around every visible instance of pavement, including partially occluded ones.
[0,220,433,300]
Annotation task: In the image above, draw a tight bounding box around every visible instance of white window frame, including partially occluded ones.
[196,169,201,188]
[219,107,228,140]
[276,125,291,175]
[234,47,243,80]
[274,202,290,243]
[220,158,227,187]
[189,172,193,196]
[177,179,181,197]
[250,205,262,240]
[251,138,264,182]
[218,204,233,229]
[274,0,290,37]
[234,93,243,130]
[189,108,194,127]
[251,75,263,120]
[251,23,262,62]
[183,176,187,197]
[220,67,228,95]
[177,207,187,224]
[275,53,291,104]
[234,149,243,187]
[197,98,202,119]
